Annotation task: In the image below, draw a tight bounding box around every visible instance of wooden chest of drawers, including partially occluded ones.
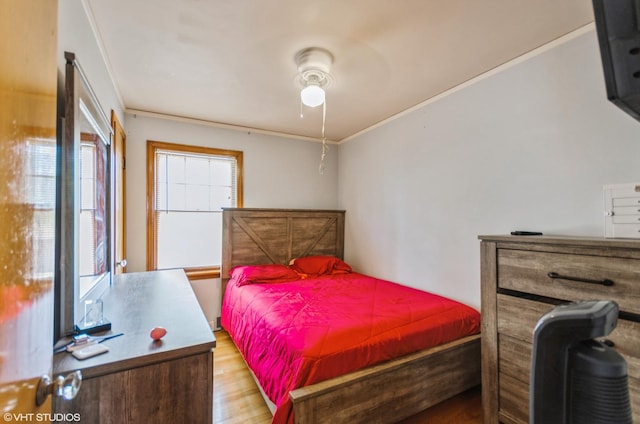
[54,270,216,423]
[480,235,640,424]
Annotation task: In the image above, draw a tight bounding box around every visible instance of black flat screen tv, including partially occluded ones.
[592,0,640,121]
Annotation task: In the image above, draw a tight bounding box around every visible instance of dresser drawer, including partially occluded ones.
[497,294,550,343]
[504,368,640,424]
[497,341,640,424]
[611,318,640,379]
[497,249,640,315]
[498,373,528,424]
[498,294,640,368]
[497,295,640,423]
[498,334,532,386]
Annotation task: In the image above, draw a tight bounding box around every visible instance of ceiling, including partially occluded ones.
[85,0,594,142]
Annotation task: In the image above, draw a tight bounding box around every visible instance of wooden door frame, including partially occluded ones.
[111,111,127,273]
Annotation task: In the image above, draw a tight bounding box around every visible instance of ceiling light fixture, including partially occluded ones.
[300,83,325,108]
[295,47,333,108]
[295,47,334,174]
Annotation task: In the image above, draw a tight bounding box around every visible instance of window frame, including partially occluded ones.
[146,140,243,280]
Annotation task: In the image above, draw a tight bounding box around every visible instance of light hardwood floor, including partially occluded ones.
[213,330,482,424]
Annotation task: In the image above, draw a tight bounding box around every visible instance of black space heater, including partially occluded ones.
[530,300,632,424]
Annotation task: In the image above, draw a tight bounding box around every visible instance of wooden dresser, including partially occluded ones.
[53,269,216,423]
[480,235,640,424]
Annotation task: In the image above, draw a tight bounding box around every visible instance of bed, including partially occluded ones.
[220,208,481,424]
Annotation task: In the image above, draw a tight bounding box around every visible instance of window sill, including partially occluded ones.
[184,266,221,281]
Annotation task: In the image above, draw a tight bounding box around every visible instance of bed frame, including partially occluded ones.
[221,208,481,424]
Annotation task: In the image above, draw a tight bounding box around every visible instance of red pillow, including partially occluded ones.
[289,255,352,277]
[230,264,300,286]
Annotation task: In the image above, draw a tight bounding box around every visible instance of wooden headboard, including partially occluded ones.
[221,208,345,281]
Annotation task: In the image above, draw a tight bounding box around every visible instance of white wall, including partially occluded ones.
[338,27,640,310]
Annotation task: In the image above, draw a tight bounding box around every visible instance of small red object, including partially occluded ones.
[150,326,167,341]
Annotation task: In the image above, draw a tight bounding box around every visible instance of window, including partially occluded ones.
[147,141,243,279]
[79,134,109,297]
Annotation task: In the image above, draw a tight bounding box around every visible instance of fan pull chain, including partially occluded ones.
[319,100,328,175]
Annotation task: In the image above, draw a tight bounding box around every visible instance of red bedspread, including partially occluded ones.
[221,272,481,424]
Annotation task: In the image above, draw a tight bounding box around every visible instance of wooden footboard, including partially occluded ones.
[290,334,481,424]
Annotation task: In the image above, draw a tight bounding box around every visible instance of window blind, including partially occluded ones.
[154,149,238,270]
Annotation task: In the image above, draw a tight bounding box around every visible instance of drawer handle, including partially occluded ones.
[547,272,614,287]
